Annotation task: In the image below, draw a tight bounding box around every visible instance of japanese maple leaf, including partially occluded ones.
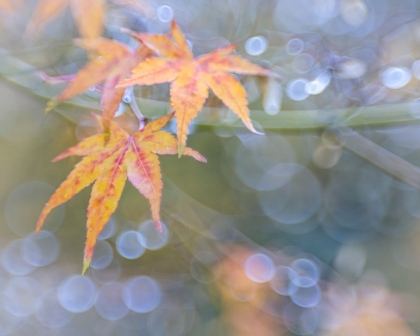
[43,38,150,122]
[117,21,275,154]
[35,113,206,273]
[26,0,104,39]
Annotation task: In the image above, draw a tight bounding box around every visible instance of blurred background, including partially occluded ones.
[1,0,420,335]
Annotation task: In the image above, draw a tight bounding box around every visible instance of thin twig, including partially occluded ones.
[126,87,146,129]
[338,129,420,189]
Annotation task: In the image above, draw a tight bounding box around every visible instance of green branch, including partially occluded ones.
[1,52,420,130]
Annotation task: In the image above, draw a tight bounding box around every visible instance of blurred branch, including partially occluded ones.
[337,129,420,189]
[1,53,420,131]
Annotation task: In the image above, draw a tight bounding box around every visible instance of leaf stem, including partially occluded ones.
[127,90,146,130]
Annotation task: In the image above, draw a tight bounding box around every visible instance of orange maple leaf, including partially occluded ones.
[26,0,105,39]
[117,21,275,154]
[42,38,150,122]
[35,113,206,274]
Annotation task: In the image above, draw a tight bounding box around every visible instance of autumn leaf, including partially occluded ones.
[42,38,150,122]
[35,113,206,274]
[26,0,105,39]
[117,21,275,155]
[0,0,23,13]
[25,0,155,39]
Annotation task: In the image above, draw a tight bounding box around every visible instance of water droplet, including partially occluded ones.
[324,168,388,233]
[4,277,43,317]
[98,218,116,240]
[290,258,320,287]
[286,38,304,55]
[292,53,314,74]
[381,67,411,89]
[90,240,113,270]
[21,231,59,267]
[0,306,24,336]
[92,258,121,285]
[36,290,73,328]
[340,0,368,26]
[148,307,192,336]
[123,276,162,313]
[234,134,297,191]
[286,78,309,101]
[62,323,92,336]
[1,239,36,275]
[313,135,342,169]
[245,36,267,56]
[157,5,174,23]
[335,58,366,79]
[116,230,145,259]
[244,253,275,283]
[263,78,282,116]
[270,266,298,295]
[305,72,331,95]
[259,166,322,224]
[290,284,322,307]
[283,303,319,335]
[95,282,129,320]
[58,275,96,313]
[138,220,170,250]
[190,251,220,284]
[334,244,367,279]
[118,313,148,333]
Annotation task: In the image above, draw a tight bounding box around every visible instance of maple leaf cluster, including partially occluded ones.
[32,15,274,272]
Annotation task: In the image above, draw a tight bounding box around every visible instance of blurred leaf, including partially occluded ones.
[26,0,105,39]
[0,0,23,12]
[42,38,151,123]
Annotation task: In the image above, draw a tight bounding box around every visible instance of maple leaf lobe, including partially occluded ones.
[117,20,273,152]
[42,38,150,121]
